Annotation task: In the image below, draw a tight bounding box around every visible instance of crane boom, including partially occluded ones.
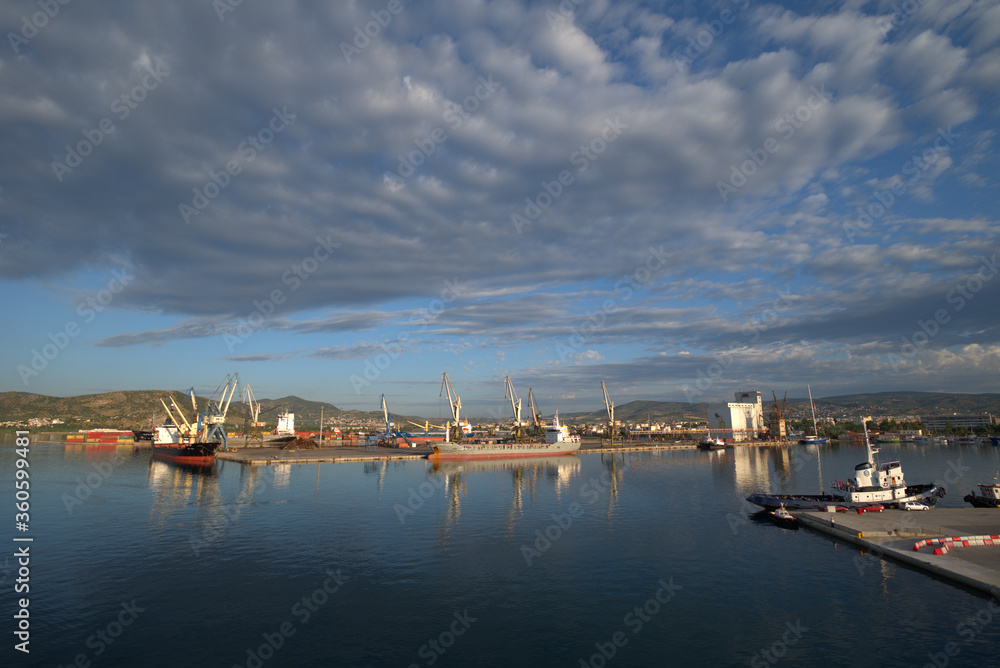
[528,389,541,427]
[440,372,461,427]
[504,376,522,424]
[601,380,614,425]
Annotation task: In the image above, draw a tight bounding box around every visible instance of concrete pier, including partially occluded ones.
[796,508,1000,596]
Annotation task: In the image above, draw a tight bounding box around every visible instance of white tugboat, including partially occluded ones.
[748,423,945,510]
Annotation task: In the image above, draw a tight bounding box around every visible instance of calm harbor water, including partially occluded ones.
[3,434,1000,667]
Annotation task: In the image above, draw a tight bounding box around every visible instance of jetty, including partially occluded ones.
[795,508,1000,597]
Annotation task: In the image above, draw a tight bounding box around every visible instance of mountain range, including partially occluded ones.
[3,390,998,429]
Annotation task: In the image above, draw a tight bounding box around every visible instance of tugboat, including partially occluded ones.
[747,423,945,510]
[964,440,1000,508]
[698,438,725,451]
[965,482,1000,508]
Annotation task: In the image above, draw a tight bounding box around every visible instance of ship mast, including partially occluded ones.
[807,384,819,437]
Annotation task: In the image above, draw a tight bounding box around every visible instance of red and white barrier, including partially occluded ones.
[913,535,1000,555]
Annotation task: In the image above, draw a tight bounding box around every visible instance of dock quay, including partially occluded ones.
[213,439,730,465]
[795,508,1000,597]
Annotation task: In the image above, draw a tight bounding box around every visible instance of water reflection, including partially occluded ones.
[146,457,223,529]
[428,456,581,534]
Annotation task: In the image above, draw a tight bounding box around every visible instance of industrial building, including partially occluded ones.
[920,413,995,431]
[707,390,766,442]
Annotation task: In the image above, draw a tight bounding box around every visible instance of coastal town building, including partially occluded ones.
[921,413,994,431]
[707,390,765,442]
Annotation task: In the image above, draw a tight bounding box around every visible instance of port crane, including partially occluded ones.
[440,372,466,439]
[160,373,240,448]
[601,380,622,445]
[241,385,281,447]
[505,376,525,439]
[505,376,522,425]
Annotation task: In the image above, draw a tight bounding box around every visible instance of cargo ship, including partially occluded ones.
[151,376,237,466]
[747,425,945,510]
[430,414,581,460]
[151,423,220,465]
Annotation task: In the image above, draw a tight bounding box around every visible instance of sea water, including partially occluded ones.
[2,434,999,667]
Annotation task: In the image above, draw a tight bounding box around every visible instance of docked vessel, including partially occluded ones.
[151,375,238,466]
[747,425,945,510]
[797,385,828,445]
[964,440,1000,508]
[431,414,581,460]
[429,373,581,460]
[152,422,220,465]
[698,438,725,450]
[964,482,1000,508]
[767,504,798,528]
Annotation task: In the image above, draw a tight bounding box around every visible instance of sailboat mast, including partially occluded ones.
[808,385,818,437]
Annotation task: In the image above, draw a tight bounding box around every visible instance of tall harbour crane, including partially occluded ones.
[440,372,465,438]
[601,380,622,445]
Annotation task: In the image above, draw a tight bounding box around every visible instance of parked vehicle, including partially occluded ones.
[902,501,930,511]
[858,504,885,514]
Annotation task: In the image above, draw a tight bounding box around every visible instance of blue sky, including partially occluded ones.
[2,0,999,417]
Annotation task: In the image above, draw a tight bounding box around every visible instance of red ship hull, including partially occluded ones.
[152,442,220,465]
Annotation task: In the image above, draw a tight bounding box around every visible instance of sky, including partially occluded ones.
[2,0,999,419]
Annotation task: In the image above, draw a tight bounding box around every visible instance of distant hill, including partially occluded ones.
[0,391,387,430]
[564,400,711,424]
[800,391,1000,416]
[560,391,1000,425]
[2,390,998,429]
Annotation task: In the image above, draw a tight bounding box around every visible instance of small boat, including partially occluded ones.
[768,504,798,527]
[698,438,725,450]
